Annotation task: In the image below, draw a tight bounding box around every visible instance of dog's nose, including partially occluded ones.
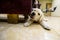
[31,12,35,16]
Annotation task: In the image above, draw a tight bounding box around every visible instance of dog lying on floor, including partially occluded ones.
[24,8,50,30]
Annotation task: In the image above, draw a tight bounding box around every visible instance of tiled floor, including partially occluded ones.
[0,17,60,40]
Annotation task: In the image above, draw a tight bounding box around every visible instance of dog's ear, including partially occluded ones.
[38,9,48,22]
[39,14,44,21]
[38,9,44,21]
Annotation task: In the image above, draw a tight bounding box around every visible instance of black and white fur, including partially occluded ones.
[24,0,57,30]
[24,8,50,30]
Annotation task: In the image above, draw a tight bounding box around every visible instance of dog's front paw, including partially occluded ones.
[41,21,51,30]
[44,27,50,30]
[24,23,29,27]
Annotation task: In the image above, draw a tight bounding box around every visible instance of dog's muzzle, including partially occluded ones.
[30,12,35,18]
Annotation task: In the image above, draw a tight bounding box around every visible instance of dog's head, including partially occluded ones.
[30,8,43,21]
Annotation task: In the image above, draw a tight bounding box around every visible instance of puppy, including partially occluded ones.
[24,8,50,30]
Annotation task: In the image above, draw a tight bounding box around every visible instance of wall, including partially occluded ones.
[52,0,60,16]
[39,0,52,9]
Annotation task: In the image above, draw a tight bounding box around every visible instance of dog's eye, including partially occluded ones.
[38,13,40,15]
